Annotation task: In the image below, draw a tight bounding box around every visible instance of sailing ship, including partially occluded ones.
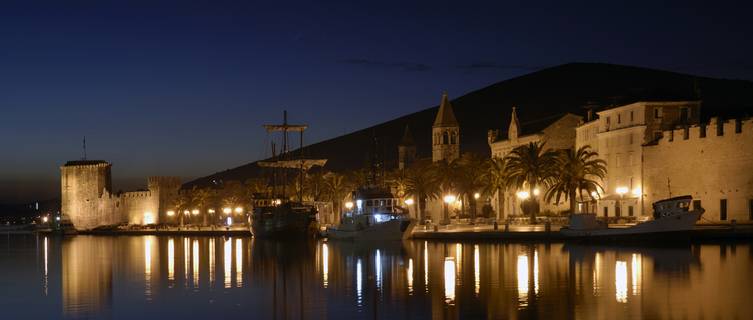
[250,111,327,239]
[560,195,704,239]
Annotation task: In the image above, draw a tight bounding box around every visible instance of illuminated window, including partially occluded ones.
[654,107,662,119]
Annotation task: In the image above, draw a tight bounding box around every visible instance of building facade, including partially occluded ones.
[61,160,181,230]
[488,108,582,218]
[432,92,460,163]
[575,101,702,217]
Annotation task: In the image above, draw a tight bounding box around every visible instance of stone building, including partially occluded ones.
[487,107,582,218]
[432,92,460,163]
[643,118,753,222]
[61,160,180,230]
[575,101,702,217]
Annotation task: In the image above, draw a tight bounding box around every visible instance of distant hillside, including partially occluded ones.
[185,62,753,188]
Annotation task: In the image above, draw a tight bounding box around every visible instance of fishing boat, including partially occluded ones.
[326,186,415,241]
[326,134,415,241]
[560,195,704,239]
[250,111,327,239]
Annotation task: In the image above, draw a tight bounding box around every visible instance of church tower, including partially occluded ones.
[432,92,460,162]
[508,106,520,143]
[398,125,416,170]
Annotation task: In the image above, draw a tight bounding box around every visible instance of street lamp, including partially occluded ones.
[404,198,414,206]
[167,210,175,217]
[443,194,456,225]
[223,207,232,215]
[234,207,243,214]
[516,191,530,200]
[191,209,199,216]
[345,201,354,210]
[473,193,480,200]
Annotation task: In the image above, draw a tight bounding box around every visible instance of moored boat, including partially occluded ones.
[560,195,704,239]
[326,187,415,241]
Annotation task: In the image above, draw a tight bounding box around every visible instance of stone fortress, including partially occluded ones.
[60,160,180,230]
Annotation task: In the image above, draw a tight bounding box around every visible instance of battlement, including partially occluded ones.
[121,190,152,198]
[654,117,752,146]
[61,160,111,168]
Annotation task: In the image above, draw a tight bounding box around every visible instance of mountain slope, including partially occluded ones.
[185,62,753,188]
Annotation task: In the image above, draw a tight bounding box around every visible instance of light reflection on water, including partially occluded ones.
[1,235,753,319]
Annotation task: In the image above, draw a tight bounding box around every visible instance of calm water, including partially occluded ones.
[1,235,752,319]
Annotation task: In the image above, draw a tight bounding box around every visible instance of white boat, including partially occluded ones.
[560,195,704,239]
[327,187,416,241]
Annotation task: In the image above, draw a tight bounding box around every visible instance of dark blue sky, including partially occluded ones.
[2,0,752,202]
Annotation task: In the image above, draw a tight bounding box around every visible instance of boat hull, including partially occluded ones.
[327,219,416,241]
[561,211,702,239]
[250,211,316,239]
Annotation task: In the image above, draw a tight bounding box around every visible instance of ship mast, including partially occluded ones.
[260,111,327,202]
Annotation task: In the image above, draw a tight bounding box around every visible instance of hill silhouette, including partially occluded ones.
[184,62,753,188]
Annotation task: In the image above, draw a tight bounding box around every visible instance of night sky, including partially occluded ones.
[2,0,752,203]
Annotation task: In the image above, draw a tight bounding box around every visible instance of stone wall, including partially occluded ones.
[644,118,753,222]
[60,160,180,230]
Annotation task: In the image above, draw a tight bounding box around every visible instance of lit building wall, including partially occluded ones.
[644,118,753,222]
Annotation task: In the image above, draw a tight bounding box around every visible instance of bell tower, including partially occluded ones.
[432,92,460,162]
[398,125,416,170]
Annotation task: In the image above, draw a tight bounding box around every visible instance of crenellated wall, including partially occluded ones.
[644,118,753,222]
[60,160,180,230]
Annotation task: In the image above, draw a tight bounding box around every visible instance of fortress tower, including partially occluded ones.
[432,92,460,162]
[398,125,416,170]
[60,160,113,230]
[147,176,182,223]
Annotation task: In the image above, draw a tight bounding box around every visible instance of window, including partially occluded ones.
[603,207,609,217]
[700,124,707,138]
[615,153,622,167]
[628,206,634,217]
[630,111,634,122]
[617,114,621,124]
[606,117,611,130]
[615,204,621,217]
[628,153,634,166]
[736,119,742,133]
[443,132,449,144]
[629,133,634,145]
[654,107,662,119]
[720,199,727,221]
[693,200,702,211]
[450,132,457,144]
[749,199,753,221]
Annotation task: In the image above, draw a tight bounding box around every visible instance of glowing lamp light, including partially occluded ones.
[533,188,540,196]
[591,191,600,199]
[223,207,232,215]
[234,207,243,214]
[345,201,354,210]
[473,192,480,200]
[167,210,175,217]
[616,186,629,196]
[226,217,233,226]
[631,188,642,197]
[516,191,530,200]
[42,216,48,223]
[143,212,155,224]
[183,210,190,216]
[275,199,282,205]
[208,209,216,214]
[56,216,61,221]
[404,198,414,206]
[191,209,200,215]
[443,195,456,204]
[356,199,363,209]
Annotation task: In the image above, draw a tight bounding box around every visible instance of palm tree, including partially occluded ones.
[503,141,558,223]
[483,157,508,221]
[405,161,441,224]
[544,145,606,214]
[169,191,191,228]
[303,171,327,202]
[455,153,489,222]
[386,168,409,202]
[432,159,459,223]
[191,187,212,227]
[324,172,351,224]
